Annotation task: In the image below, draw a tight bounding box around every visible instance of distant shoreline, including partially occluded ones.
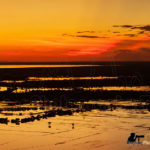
[0,61,149,65]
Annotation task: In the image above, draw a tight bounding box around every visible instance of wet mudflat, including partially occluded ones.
[0,62,150,149]
[0,100,150,150]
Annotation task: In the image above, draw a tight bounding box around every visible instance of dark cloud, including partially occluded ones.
[62,34,74,37]
[137,25,150,31]
[124,34,136,37]
[99,37,150,61]
[138,31,145,34]
[139,47,150,53]
[67,49,80,52]
[76,31,95,34]
[113,25,150,32]
[62,33,109,39]
[113,31,120,33]
[110,48,150,61]
[115,39,140,48]
[113,25,133,28]
[76,35,100,38]
[114,49,140,60]
[76,35,110,38]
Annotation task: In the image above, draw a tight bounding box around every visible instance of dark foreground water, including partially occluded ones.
[0,62,150,150]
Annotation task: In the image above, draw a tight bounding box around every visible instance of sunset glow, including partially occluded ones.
[1,0,150,62]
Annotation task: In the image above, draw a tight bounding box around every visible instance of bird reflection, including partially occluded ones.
[72,123,74,129]
[48,122,51,128]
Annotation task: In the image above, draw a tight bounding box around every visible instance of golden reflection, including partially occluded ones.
[83,86,150,91]
[1,86,150,93]
[28,76,118,81]
[1,80,24,83]
[0,100,149,150]
[0,87,7,91]
[13,87,73,93]
[0,65,101,68]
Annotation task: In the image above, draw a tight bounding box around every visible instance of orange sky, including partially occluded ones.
[0,0,150,62]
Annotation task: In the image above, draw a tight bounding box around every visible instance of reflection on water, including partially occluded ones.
[1,86,150,93]
[0,63,150,149]
[28,76,118,81]
[0,65,101,68]
[0,87,7,91]
[0,76,118,84]
[14,87,73,93]
[0,100,150,125]
[14,86,150,93]
[0,100,150,150]
[0,80,24,83]
[83,86,150,91]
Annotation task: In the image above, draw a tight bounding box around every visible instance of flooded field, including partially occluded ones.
[0,100,150,150]
[0,62,150,149]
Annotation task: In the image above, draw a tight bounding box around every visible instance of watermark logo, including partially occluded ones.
[127,133,144,145]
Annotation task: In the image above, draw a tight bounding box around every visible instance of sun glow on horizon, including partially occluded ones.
[0,0,150,62]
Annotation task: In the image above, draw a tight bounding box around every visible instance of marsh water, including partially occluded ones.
[0,62,150,150]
